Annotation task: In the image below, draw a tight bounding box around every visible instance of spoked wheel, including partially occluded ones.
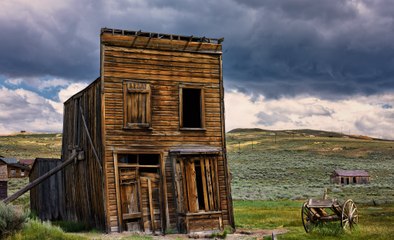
[341,199,358,231]
[301,201,315,233]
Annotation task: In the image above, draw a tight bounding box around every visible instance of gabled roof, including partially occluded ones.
[333,170,369,177]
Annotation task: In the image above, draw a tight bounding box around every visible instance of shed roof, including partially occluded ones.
[0,157,18,164]
[169,145,221,155]
[333,170,369,177]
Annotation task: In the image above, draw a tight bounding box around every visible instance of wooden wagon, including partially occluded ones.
[301,198,358,233]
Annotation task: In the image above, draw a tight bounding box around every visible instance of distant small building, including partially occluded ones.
[19,159,35,167]
[0,157,31,178]
[331,170,370,185]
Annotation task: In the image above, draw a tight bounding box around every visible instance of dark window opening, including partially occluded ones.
[353,177,357,184]
[195,161,205,210]
[118,154,159,166]
[119,154,138,164]
[341,177,344,184]
[182,88,202,128]
[139,154,159,165]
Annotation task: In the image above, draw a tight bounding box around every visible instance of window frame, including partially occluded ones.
[179,85,205,131]
[123,81,152,130]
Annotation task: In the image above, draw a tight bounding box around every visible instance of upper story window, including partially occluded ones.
[123,81,151,129]
[180,87,205,130]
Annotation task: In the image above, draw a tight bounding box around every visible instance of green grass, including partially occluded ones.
[227,131,394,203]
[6,219,86,240]
[234,200,394,240]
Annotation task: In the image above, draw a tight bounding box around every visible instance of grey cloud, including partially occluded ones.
[256,112,290,126]
[1,0,394,99]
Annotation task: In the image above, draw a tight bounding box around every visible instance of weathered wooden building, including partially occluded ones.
[0,159,8,199]
[0,157,30,178]
[30,158,64,220]
[31,28,234,234]
[331,170,370,185]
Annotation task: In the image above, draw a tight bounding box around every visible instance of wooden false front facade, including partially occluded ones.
[57,28,233,234]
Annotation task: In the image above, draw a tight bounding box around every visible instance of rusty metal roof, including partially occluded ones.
[333,169,370,177]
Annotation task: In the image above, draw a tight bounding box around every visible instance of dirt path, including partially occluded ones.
[80,228,288,240]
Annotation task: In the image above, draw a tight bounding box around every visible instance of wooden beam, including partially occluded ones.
[147,178,155,233]
[3,151,78,204]
[79,106,102,172]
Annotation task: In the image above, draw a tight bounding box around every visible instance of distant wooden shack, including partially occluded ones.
[0,157,30,178]
[0,159,8,199]
[30,28,234,234]
[331,170,370,185]
[29,158,64,220]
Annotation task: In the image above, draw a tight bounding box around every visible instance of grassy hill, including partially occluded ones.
[227,128,394,203]
[0,133,62,159]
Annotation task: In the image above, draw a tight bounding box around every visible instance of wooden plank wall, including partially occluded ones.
[0,181,7,200]
[61,79,106,230]
[101,33,232,232]
[29,158,64,220]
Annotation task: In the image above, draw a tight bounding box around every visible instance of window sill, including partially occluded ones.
[123,126,153,131]
[180,128,206,131]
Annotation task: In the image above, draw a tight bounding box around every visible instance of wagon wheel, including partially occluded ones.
[341,199,358,231]
[301,201,315,233]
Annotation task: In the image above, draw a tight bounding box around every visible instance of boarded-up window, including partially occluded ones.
[180,88,205,129]
[123,82,151,129]
[176,156,219,213]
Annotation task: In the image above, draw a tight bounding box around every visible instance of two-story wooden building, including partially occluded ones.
[52,28,234,234]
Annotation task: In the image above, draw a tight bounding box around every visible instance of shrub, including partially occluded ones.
[8,219,86,240]
[0,202,29,238]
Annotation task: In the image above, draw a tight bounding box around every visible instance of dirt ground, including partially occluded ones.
[85,228,288,240]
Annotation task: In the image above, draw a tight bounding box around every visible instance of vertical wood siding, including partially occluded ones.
[61,79,106,230]
[29,158,64,220]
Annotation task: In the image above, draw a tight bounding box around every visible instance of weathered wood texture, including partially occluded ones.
[39,29,233,234]
[29,158,64,220]
[101,30,233,233]
[0,162,7,180]
[0,181,7,200]
[61,79,106,230]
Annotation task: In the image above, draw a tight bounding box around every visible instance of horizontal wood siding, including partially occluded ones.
[61,80,106,230]
[101,36,232,232]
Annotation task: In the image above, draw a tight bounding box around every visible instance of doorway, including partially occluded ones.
[116,154,162,233]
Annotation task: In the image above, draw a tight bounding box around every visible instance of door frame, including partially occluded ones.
[113,150,167,233]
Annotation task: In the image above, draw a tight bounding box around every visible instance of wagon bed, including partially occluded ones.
[302,198,358,233]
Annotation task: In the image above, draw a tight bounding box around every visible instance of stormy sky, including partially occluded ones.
[0,0,393,139]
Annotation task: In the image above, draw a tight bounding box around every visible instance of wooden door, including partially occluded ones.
[119,168,162,233]
[119,168,142,232]
[140,171,161,233]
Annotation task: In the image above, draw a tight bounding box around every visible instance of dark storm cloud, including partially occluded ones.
[0,0,100,80]
[1,0,394,98]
